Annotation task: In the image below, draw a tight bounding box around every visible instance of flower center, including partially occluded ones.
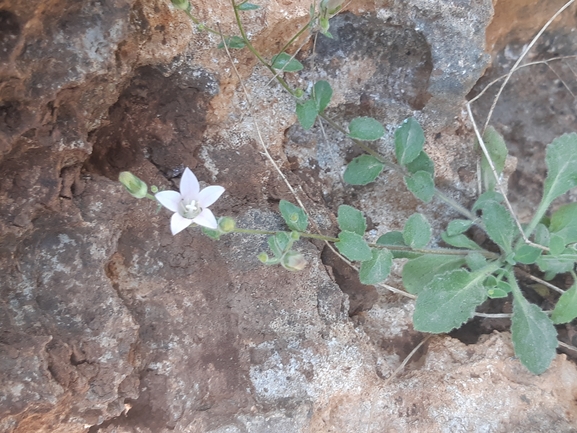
[179,199,202,219]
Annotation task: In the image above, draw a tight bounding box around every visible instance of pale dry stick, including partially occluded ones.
[474,312,513,318]
[482,0,576,131]
[558,340,577,353]
[468,55,577,104]
[220,25,416,299]
[466,103,548,251]
[516,268,566,295]
[381,334,431,387]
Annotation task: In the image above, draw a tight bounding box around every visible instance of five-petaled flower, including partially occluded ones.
[155,168,225,235]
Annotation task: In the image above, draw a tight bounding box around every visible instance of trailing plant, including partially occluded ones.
[118,0,577,374]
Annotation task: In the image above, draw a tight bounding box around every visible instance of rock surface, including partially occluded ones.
[1,0,577,432]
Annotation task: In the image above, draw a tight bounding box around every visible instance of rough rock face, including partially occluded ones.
[1,0,577,432]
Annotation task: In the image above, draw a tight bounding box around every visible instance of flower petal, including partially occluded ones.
[155,191,182,213]
[196,185,225,208]
[192,208,218,229]
[180,167,200,201]
[170,212,194,235]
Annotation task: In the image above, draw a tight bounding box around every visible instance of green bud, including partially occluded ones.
[290,231,300,241]
[171,0,190,10]
[150,185,158,193]
[119,172,148,199]
[281,251,307,271]
[218,217,236,233]
[258,252,270,263]
[295,88,304,98]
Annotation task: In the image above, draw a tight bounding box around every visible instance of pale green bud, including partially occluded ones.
[171,0,190,11]
[281,251,307,271]
[258,252,269,263]
[218,217,236,233]
[119,172,148,199]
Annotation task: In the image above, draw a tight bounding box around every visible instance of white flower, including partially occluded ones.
[155,168,225,235]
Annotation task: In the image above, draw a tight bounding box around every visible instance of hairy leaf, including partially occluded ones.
[480,126,508,192]
[402,254,466,295]
[343,155,384,185]
[313,80,333,112]
[237,2,260,10]
[279,200,308,232]
[403,213,431,249]
[377,231,420,259]
[217,36,246,49]
[552,283,577,324]
[514,244,542,265]
[542,133,577,208]
[550,203,577,246]
[482,201,517,254]
[395,117,425,165]
[404,171,434,203]
[472,191,504,212]
[271,52,304,72]
[296,100,318,130]
[441,232,483,250]
[336,231,372,261]
[405,151,434,175]
[337,205,366,236]
[447,219,473,237]
[359,248,393,285]
[348,117,385,141]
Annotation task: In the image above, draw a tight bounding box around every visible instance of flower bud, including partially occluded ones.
[119,172,148,199]
[281,251,307,271]
[171,0,190,10]
[218,217,236,233]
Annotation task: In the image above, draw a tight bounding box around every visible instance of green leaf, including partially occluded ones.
[347,117,385,141]
[404,171,434,203]
[465,252,487,271]
[479,126,508,192]
[271,52,304,72]
[403,213,431,249]
[296,100,318,130]
[359,248,393,285]
[549,234,566,256]
[552,283,577,324]
[268,232,290,257]
[447,219,473,237]
[537,249,577,274]
[514,244,542,265]
[550,203,577,246]
[217,36,246,49]
[541,133,577,208]
[394,117,425,165]
[343,155,384,185]
[441,232,483,250]
[511,289,558,374]
[534,223,550,247]
[337,205,366,236]
[279,200,308,232]
[377,231,420,259]
[237,2,260,10]
[472,191,504,212]
[402,254,466,295]
[482,201,517,254]
[405,151,434,176]
[336,231,372,261]
[413,269,488,333]
[313,80,332,113]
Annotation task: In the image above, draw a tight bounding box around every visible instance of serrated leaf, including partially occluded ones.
[514,244,542,265]
[511,290,558,374]
[359,248,393,285]
[447,219,474,237]
[337,205,366,236]
[377,231,420,259]
[413,269,488,333]
[537,249,577,274]
[441,232,483,250]
[296,100,318,130]
[271,52,304,72]
[534,223,550,247]
[217,36,246,49]
[336,230,372,261]
[313,80,332,112]
[472,191,504,212]
[482,201,517,254]
[542,133,577,208]
[550,203,577,246]
[480,126,508,192]
[402,254,466,295]
[404,171,434,203]
[348,117,385,141]
[237,2,260,10]
[552,283,577,324]
[403,213,431,249]
[279,200,308,232]
[395,117,425,165]
[405,151,434,175]
[343,155,384,185]
[465,252,487,271]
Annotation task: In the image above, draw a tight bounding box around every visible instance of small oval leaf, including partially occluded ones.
[348,117,385,141]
